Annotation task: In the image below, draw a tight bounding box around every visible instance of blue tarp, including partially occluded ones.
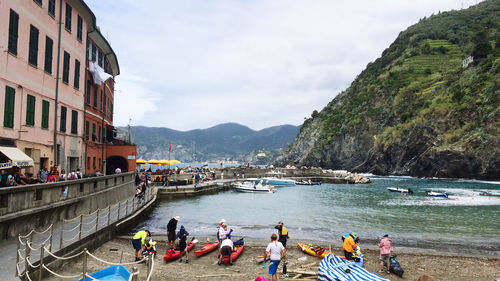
[318,254,389,281]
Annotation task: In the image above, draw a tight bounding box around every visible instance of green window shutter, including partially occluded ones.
[74,59,80,89]
[60,106,67,132]
[65,3,72,31]
[63,51,70,83]
[3,86,15,128]
[44,36,53,74]
[93,86,97,108]
[48,0,55,17]
[77,15,83,41]
[42,100,49,129]
[85,121,89,140]
[71,110,78,134]
[8,9,19,55]
[29,25,39,66]
[26,95,35,126]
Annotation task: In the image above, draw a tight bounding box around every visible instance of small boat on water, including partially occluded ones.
[77,265,131,281]
[426,190,448,198]
[387,187,413,194]
[234,181,274,193]
[318,254,389,281]
[249,177,296,186]
[296,180,321,186]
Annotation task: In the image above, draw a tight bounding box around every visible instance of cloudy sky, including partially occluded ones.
[85,0,479,131]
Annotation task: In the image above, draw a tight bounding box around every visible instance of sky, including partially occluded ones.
[85,0,480,131]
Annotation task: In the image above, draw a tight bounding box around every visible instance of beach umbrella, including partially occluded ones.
[169,160,181,164]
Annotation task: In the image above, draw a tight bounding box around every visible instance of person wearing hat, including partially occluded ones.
[274,221,289,248]
[378,233,393,273]
[132,230,151,261]
[167,216,180,250]
[7,174,17,186]
[342,232,358,261]
[176,225,190,263]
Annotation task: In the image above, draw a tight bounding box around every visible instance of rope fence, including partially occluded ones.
[15,187,153,279]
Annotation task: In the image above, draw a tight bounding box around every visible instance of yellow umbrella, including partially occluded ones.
[147,159,161,165]
[136,159,147,164]
[158,159,171,166]
[169,160,181,164]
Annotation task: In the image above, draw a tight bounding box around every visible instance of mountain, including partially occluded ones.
[128,123,300,163]
[276,0,500,180]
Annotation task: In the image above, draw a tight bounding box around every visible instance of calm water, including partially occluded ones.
[134,176,500,255]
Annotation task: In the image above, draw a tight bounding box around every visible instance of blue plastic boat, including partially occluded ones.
[77,265,131,281]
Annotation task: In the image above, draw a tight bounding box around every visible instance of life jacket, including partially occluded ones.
[279,226,289,238]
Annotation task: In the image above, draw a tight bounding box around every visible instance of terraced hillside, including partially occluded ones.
[276,0,500,180]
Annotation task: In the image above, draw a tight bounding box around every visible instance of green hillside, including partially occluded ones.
[277,0,500,180]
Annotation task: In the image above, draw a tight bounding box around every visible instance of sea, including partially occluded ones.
[134,175,500,256]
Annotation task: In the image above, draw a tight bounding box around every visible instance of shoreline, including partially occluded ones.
[119,235,500,259]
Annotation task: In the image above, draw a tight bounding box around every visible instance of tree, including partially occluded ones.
[472,30,491,59]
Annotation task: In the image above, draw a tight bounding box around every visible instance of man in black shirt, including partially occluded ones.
[167,216,180,249]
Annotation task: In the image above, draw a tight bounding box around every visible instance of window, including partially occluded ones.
[62,51,70,83]
[74,59,80,89]
[92,123,96,141]
[99,90,103,111]
[4,86,15,128]
[8,9,19,55]
[33,0,42,6]
[77,15,83,41]
[93,157,96,169]
[104,58,108,74]
[103,127,106,142]
[60,106,67,132]
[26,95,36,126]
[48,0,55,17]
[41,100,49,129]
[85,121,89,140]
[98,125,101,142]
[65,3,72,31]
[71,110,77,134]
[110,102,113,120]
[91,44,96,62]
[44,36,53,74]
[29,25,39,66]
[103,94,107,115]
[93,86,97,108]
[98,50,103,67]
[86,80,91,104]
[87,157,90,169]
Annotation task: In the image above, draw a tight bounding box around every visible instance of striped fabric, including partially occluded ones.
[318,254,389,281]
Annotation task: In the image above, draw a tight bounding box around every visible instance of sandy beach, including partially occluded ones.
[51,237,500,281]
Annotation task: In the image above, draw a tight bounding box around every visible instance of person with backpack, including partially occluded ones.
[274,221,289,248]
[378,233,393,273]
[176,225,190,263]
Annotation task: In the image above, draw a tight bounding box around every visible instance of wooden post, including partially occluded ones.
[25,239,31,272]
[107,205,111,226]
[95,209,99,233]
[15,235,20,277]
[125,199,129,216]
[49,224,54,252]
[117,202,121,220]
[78,214,83,240]
[38,243,45,281]
[82,249,87,281]
[131,266,138,281]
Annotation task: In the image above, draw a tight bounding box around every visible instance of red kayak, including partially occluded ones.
[163,241,195,262]
[194,240,220,257]
[223,245,244,264]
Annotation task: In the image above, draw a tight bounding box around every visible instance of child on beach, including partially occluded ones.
[177,225,189,263]
[378,233,393,273]
[265,233,286,281]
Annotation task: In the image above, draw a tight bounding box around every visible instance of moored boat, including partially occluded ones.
[426,190,448,198]
[318,254,389,281]
[250,177,296,186]
[194,240,219,257]
[234,181,274,193]
[296,180,321,185]
[77,265,131,281]
[387,187,413,194]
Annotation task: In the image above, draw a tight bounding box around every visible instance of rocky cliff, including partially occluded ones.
[276,1,500,180]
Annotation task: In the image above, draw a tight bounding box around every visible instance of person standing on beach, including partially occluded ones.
[167,216,180,250]
[265,233,286,281]
[274,221,289,248]
[132,230,151,261]
[177,225,190,263]
[218,238,234,265]
[342,232,358,261]
[378,233,393,273]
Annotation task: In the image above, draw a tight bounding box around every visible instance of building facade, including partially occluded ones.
[0,0,135,175]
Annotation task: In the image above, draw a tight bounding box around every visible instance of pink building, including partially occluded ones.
[0,0,113,174]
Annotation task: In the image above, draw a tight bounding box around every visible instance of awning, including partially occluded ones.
[0,146,34,170]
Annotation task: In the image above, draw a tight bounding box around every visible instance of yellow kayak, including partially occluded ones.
[297,242,331,258]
